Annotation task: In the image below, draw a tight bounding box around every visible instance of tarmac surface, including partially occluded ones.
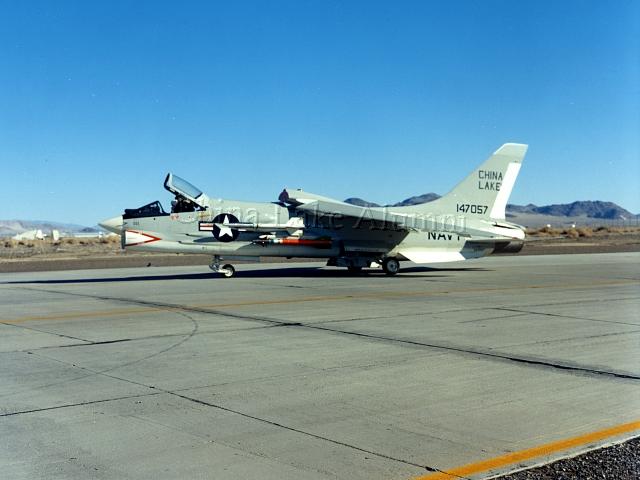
[1,252,639,479]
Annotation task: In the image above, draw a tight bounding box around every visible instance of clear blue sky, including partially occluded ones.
[1,0,638,226]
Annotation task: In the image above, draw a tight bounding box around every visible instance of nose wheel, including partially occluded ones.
[220,264,235,277]
[209,256,236,278]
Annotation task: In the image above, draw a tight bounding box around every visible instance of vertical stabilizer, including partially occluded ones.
[398,143,527,220]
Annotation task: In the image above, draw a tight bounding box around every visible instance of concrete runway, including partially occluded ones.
[1,253,639,479]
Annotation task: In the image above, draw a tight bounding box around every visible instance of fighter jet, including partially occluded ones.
[100,143,527,277]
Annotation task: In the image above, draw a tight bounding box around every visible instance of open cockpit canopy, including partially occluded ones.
[164,173,208,208]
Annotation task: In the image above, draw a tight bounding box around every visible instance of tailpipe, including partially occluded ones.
[492,240,525,254]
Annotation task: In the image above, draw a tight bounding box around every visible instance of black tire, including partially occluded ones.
[382,258,400,275]
[221,264,235,278]
[347,266,363,274]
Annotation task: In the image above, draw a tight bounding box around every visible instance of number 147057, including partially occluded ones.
[456,204,488,214]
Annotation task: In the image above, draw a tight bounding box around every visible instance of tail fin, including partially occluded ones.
[400,143,527,220]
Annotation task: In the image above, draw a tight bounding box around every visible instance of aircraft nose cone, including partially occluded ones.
[99,215,123,234]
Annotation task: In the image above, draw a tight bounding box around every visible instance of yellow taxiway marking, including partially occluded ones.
[193,279,636,310]
[1,279,637,325]
[2,306,175,324]
[416,419,640,480]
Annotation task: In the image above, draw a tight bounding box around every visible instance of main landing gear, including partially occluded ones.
[381,257,400,276]
[329,256,401,275]
[209,256,236,278]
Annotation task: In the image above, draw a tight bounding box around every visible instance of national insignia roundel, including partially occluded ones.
[211,213,240,242]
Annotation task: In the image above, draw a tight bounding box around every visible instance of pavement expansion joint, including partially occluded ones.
[501,328,640,349]
[166,390,444,474]
[12,286,640,382]
[0,391,162,418]
[307,325,640,382]
[494,306,640,327]
[16,285,296,327]
[3,317,446,475]
[0,320,92,343]
[2,255,639,479]
[17,324,281,353]
[11,311,199,396]
[57,338,135,347]
[19,342,450,476]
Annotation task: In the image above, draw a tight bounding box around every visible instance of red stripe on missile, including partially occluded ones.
[260,237,332,248]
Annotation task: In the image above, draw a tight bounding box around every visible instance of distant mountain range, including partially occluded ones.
[344,193,442,208]
[505,201,636,219]
[345,193,442,208]
[0,220,100,237]
[344,195,638,221]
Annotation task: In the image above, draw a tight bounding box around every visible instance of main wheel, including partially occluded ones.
[382,258,400,275]
[221,264,235,278]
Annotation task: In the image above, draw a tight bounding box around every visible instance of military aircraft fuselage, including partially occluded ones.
[100,144,528,276]
[121,197,418,258]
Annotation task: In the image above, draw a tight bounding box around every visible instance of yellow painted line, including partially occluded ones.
[1,306,175,324]
[1,279,637,325]
[416,419,640,480]
[192,279,636,310]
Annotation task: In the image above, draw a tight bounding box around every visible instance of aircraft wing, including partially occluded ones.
[281,188,413,231]
[296,200,412,229]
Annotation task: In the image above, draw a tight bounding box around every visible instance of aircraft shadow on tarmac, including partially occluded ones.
[3,266,489,284]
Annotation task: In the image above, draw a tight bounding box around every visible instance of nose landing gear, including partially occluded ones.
[209,256,236,278]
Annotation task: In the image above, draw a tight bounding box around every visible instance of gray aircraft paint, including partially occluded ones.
[100,143,528,275]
